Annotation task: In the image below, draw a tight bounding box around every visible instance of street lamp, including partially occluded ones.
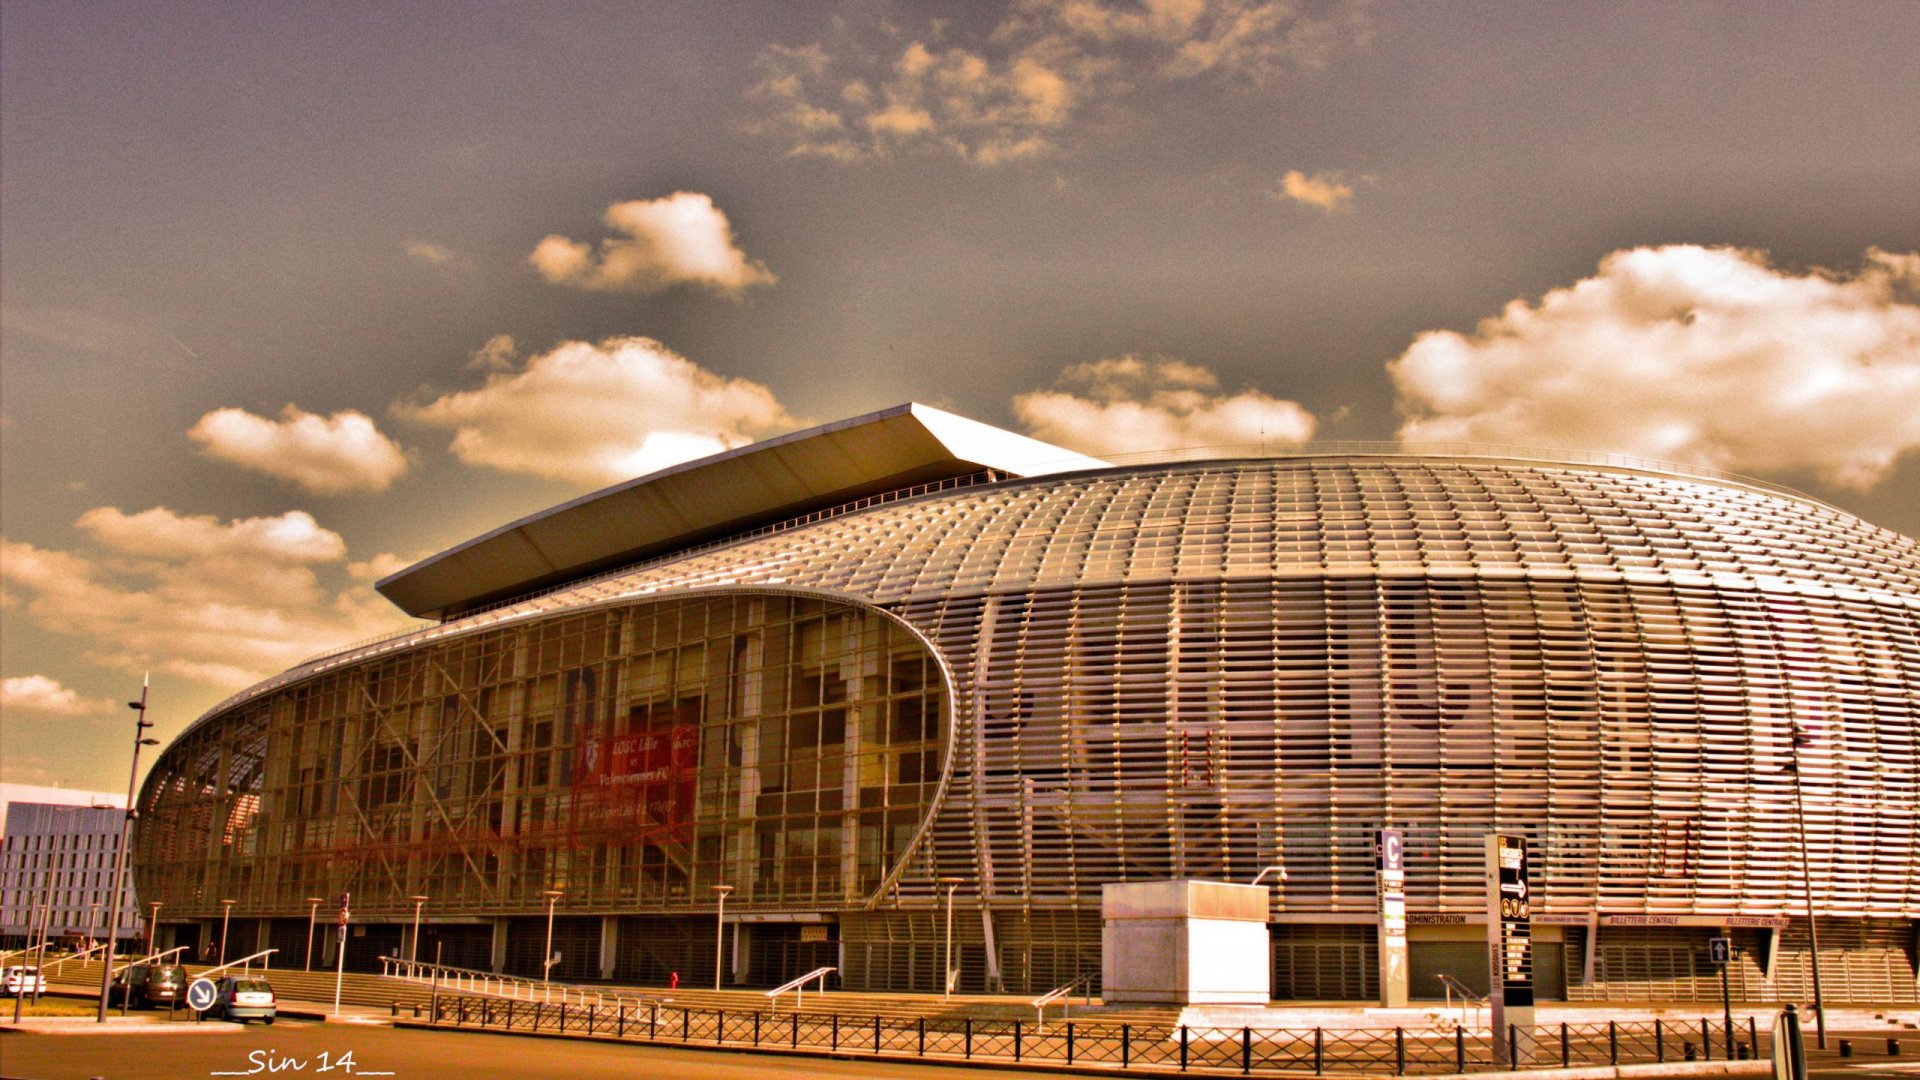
[304,897,324,971]
[146,901,162,957]
[1788,719,1828,1049]
[96,675,160,1023]
[939,877,962,999]
[540,890,563,983]
[409,895,430,970]
[218,899,236,965]
[711,884,734,991]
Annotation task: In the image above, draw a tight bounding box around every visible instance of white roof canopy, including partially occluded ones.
[376,403,1103,619]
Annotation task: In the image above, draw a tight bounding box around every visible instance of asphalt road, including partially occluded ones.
[0,1019,1073,1080]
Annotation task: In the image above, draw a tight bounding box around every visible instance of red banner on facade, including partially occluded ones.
[572,709,696,843]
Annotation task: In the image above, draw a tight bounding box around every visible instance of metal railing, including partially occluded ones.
[200,948,278,979]
[378,956,659,1010]
[108,945,191,979]
[420,991,1795,1074]
[36,942,110,976]
[1436,973,1487,1030]
[1030,973,1096,1030]
[763,966,835,1013]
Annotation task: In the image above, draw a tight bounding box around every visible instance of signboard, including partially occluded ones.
[186,977,218,1012]
[1377,828,1408,1007]
[338,891,350,928]
[1486,833,1535,1065]
[1708,937,1731,966]
[572,707,698,844]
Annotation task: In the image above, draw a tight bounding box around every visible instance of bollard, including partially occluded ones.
[1396,1027,1406,1075]
[917,1017,924,1057]
[1889,1039,1902,1057]
[1455,1025,1466,1073]
[1241,1026,1251,1074]
[1182,1025,1190,1071]
[1068,1022,1076,1065]
[873,1015,880,1054]
[1014,1019,1022,1061]
[1840,1040,1853,1058]
[1315,1026,1325,1075]
[1123,1023,1131,1068]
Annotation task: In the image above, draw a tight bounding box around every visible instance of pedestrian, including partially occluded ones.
[669,970,679,990]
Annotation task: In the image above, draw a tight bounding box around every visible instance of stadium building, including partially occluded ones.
[132,405,1919,1003]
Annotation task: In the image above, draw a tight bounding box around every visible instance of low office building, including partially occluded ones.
[0,784,139,950]
[132,405,1919,1002]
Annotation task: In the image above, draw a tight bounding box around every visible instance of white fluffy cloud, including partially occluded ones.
[1272,169,1354,212]
[394,336,798,486]
[1,510,414,690]
[0,675,115,718]
[1014,356,1317,456]
[1391,246,1920,490]
[530,192,776,296]
[188,405,409,494]
[751,0,1371,164]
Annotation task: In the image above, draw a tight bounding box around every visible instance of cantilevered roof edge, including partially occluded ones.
[375,402,1105,619]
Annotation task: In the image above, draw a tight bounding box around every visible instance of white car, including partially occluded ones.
[4,966,48,994]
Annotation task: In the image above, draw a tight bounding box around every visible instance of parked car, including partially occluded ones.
[4,966,47,995]
[113,962,188,1008]
[201,975,275,1024]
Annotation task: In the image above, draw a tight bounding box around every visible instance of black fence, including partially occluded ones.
[417,992,1774,1073]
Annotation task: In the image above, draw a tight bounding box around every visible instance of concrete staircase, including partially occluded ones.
[47,959,1178,1028]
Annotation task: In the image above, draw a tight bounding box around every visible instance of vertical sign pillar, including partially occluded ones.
[1377,828,1408,1007]
[1486,834,1534,1066]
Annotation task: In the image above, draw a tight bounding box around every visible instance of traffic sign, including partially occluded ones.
[1708,936,1731,965]
[186,977,218,1012]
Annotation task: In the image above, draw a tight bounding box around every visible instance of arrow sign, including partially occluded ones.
[186,977,218,1012]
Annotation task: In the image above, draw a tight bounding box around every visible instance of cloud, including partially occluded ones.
[1390,245,1920,490]
[750,0,1371,165]
[188,405,410,494]
[1,509,416,690]
[0,675,116,718]
[1272,169,1353,212]
[1014,356,1317,455]
[394,336,799,486]
[530,192,776,296]
[405,240,460,266]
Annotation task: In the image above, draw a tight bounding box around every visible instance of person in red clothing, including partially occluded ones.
[669,971,679,990]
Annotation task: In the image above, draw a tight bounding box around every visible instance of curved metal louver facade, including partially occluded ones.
[135,454,1920,1000]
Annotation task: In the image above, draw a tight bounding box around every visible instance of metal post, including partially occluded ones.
[409,895,429,969]
[939,876,960,999]
[304,898,322,971]
[711,884,733,990]
[218,899,235,965]
[1789,719,1828,1049]
[146,901,162,957]
[541,889,563,983]
[96,675,157,1023]
[1721,958,1735,1058]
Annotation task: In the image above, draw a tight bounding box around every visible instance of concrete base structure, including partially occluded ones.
[1103,880,1270,1005]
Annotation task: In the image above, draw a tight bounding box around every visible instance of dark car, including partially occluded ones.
[113,963,188,1008]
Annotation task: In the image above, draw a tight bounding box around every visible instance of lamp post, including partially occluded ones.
[711,884,734,991]
[95,675,159,1023]
[1788,720,1828,1049]
[939,877,962,999]
[540,890,563,983]
[304,897,323,971]
[409,895,429,971]
[218,899,236,965]
[146,901,162,957]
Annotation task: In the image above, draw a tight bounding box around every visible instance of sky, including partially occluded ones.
[3,1,1918,794]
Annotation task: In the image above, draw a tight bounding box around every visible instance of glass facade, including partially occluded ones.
[135,593,949,918]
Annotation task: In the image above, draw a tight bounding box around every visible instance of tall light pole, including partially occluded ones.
[304,897,323,971]
[939,877,962,999]
[541,890,563,983]
[1789,719,1828,1049]
[409,895,429,970]
[145,901,162,957]
[218,899,236,965]
[711,884,734,991]
[96,675,158,1023]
